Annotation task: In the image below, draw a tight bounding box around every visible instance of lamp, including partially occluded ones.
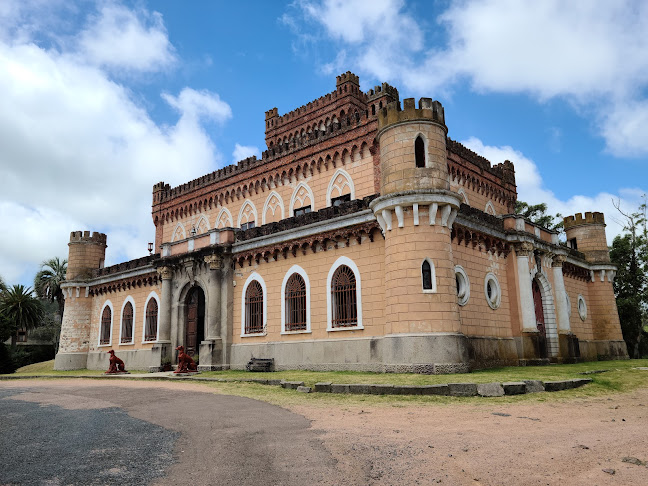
[147,242,153,255]
[191,226,197,237]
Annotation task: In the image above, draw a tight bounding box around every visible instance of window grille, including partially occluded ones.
[415,135,425,168]
[245,280,264,333]
[121,302,133,343]
[331,265,357,327]
[100,306,111,345]
[285,273,307,331]
[144,299,158,341]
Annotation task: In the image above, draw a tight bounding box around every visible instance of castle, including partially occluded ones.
[54,72,627,373]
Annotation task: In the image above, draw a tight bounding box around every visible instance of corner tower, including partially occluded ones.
[370,98,468,373]
[54,231,107,370]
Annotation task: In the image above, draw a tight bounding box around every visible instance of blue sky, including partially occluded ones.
[1,0,647,287]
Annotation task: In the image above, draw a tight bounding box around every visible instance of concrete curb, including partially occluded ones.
[0,374,593,397]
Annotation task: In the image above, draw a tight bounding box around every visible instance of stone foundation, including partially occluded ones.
[54,352,89,371]
[86,347,164,371]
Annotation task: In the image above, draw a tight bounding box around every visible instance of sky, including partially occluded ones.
[1,0,647,287]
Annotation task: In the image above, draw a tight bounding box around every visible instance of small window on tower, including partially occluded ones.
[569,238,578,250]
[415,135,426,168]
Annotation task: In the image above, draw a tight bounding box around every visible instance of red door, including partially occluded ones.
[532,279,547,358]
[186,292,198,356]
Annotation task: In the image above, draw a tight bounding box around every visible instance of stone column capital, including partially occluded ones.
[515,241,534,257]
[204,254,223,270]
[552,255,566,267]
[157,266,174,280]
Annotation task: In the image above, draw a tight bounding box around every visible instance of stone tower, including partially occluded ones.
[563,213,625,355]
[370,98,468,373]
[54,231,107,370]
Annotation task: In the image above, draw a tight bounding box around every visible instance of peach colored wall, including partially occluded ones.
[452,241,512,337]
[232,236,385,343]
[160,148,375,244]
[88,282,162,352]
[564,275,594,340]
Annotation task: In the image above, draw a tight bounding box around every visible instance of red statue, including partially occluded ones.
[105,350,127,374]
[174,345,198,373]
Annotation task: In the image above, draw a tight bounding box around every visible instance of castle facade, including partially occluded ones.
[55,72,627,373]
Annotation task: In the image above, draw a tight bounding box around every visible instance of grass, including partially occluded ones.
[8,358,648,408]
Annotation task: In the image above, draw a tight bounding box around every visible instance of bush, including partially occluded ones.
[0,343,16,374]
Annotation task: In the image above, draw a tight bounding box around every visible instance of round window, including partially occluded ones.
[577,294,587,321]
[484,273,501,310]
[455,265,470,306]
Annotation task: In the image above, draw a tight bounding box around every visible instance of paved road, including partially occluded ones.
[0,380,340,485]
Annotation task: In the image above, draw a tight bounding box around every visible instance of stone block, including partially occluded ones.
[266,379,283,386]
[448,383,477,397]
[502,382,526,395]
[296,386,312,393]
[419,384,449,396]
[368,384,394,395]
[523,380,545,393]
[347,383,372,394]
[330,383,350,394]
[314,382,332,393]
[392,385,423,395]
[477,382,504,397]
[567,378,592,389]
[543,380,568,392]
[281,380,304,390]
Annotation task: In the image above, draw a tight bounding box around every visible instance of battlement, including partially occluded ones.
[265,107,278,120]
[336,71,360,87]
[563,212,605,230]
[367,83,399,101]
[378,98,446,133]
[69,231,107,246]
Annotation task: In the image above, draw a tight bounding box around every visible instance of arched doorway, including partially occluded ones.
[185,286,205,356]
[532,279,548,358]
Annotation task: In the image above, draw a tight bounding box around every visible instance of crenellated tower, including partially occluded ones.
[54,231,107,370]
[563,212,625,353]
[370,98,467,372]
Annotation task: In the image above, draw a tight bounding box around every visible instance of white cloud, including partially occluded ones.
[294,0,648,157]
[0,2,228,285]
[232,143,260,162]
[77,3,176,72]
[461,137,645,242]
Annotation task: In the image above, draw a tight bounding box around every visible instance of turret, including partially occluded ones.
[66,231,107,280]
[370,97,467,372]
[563,212,609,263]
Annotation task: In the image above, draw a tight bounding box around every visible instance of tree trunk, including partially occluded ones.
[10,333,16,349]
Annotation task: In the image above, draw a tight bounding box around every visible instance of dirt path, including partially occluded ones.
[2,379,647,485]
[291,389,648,485]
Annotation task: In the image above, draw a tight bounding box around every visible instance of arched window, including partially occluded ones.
[120,301,133,344]
[245,280,264,334]
[144,298,158,342]
[331,265,358,328]
[422,259,436,292]
[100,305,112,345]
[415,135,426,168]
[285,273,307,331]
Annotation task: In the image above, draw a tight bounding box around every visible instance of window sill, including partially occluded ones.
[97,343,112,347]
[422,289,437,294]
[141,339,158,344]
[281,330,312,335]
[240,332,267,338]
[119,342,135,346]
[326,325,364,332]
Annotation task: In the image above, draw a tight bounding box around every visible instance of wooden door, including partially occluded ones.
[186,291,198,356]
[532,279,547,358]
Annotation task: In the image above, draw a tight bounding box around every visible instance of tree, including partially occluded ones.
[34,257,67,320]
[0,275,6,293]
[610,199,648,358]
[0,285,44,348]
[515,201,563,232]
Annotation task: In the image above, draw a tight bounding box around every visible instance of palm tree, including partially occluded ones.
[0,275,6,293]
[0,285,44,348]
[34,257,67,319]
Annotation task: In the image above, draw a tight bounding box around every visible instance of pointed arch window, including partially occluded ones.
[120,302,133,344]
[285,274,307,331]
[144,299,158,342]
[415,135,426,168]
[422,259,436,292]
[100,306,111,345]
[245,280,264,334]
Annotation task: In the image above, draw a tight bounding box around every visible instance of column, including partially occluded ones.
[516,242,538,332]
[204,255,222,339]
[157,266,173,342]
[552,255,571,333]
